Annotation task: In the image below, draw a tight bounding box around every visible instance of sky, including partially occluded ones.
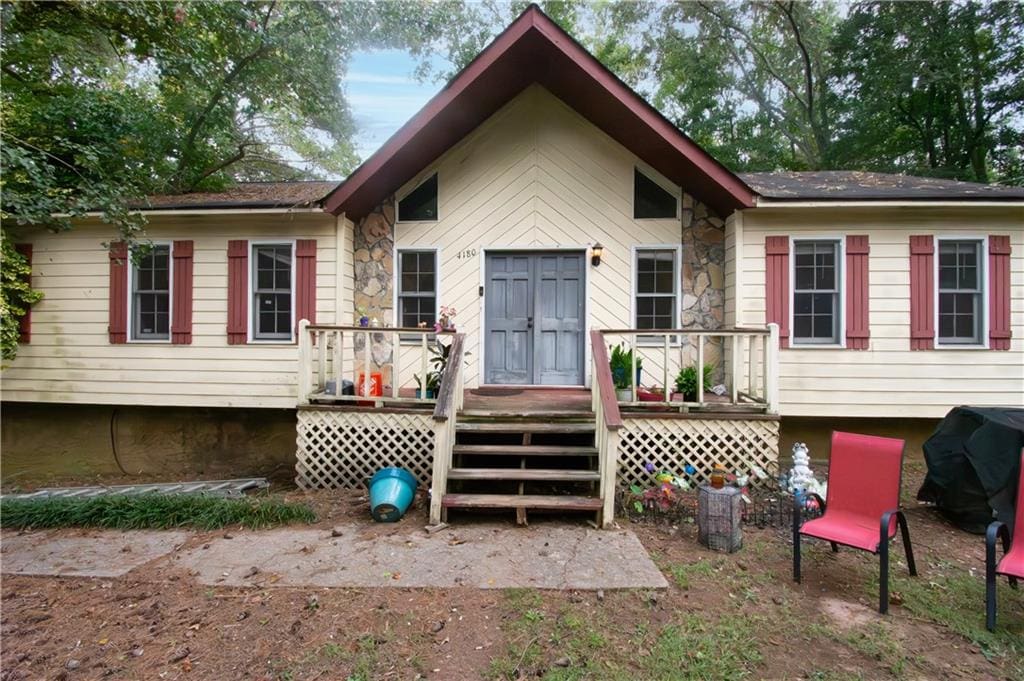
[345,49,450,161]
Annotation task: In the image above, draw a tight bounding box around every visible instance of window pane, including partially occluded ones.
[938,264,957,289]
[634,168,677,218]
[156,311,169,335]
[958,263,977,290]
[815,264,834,290]
[812,293,833,315]
[939,293,954,314]
[795,266,814,290]
[637,297,653,315]
[275,268,290,289]
[259,311,275,334]
[794,315,812,339]
[813,314,833,338]
[398,174,438,221]
[418,273,435,292]
[418,252,435,273]
[938,314,954,338]
[401,252,418,274]
[637,272,655,294]
[653,297,673,316]
[794,292,812,315]
[954,293,974,316]
[277,311,290,334]
[655,270,674,293]
[954,314,974,339]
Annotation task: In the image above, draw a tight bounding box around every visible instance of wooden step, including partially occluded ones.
[452,444,598,457]
[455,421,594,433]
[447,468,600,481]
[441,493,602,511]
[459,410,594,420]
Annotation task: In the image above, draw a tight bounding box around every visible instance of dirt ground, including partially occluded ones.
[2,458,1022,681]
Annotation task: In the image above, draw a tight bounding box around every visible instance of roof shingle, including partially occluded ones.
[140,181,338,210]
[741,171,1024,201]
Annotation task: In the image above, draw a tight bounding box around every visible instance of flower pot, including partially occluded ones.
[414,389,435,399]
[638,389,665,402]
[616,388,633,402]
[369,467,418,522]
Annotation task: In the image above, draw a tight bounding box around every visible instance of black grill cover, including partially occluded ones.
[917,407,1024,534]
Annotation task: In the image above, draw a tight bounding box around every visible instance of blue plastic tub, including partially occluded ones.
[369,467,418,522]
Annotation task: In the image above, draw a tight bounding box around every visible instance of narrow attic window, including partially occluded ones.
[397,173,438,221]
[634,168,677,219]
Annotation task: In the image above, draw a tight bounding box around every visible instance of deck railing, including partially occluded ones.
[429,333,466,525]
[297,320,457,406]
[597,324,779,414]
[590,330,623,528]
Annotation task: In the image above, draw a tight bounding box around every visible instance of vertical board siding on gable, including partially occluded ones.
[392,85,694,389]
[171,240,194,344]
[0,216,338,409]
[989,235,1011,350]
[737,209,1024,418]
[845,235,870,349]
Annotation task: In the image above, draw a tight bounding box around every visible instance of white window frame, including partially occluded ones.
[127,241,173,344]
[789,236,846,348]
[247,239,296,344]
[394,247,441,342]
[631,244,682,345]
[934,235,989,349]
[632,164,681,220]
[395,172,440,223]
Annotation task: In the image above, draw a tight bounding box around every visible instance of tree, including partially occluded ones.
[832,1,1024,183]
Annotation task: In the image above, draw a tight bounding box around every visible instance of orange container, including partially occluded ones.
[356,372,383,405]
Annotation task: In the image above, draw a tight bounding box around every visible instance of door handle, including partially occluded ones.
[527,316,534,329]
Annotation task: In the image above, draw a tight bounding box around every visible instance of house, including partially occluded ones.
[3,6,1021,524]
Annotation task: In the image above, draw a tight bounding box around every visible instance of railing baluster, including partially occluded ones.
[420,333,428,402]
[663,333,670,403]
[333,330,343,396]
[631,332,638,403]
[362,330,371,400]
[762,333,769,405]
[696,333,704,405]
[392,333,400,399]
[317,329,327,392]
[730,334,740,404]
[297,319,312,404]
[748,333,756,398]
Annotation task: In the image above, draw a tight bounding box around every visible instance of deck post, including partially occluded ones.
[297,319,312,404]
[767,323,780,414]
[730,334,740,404]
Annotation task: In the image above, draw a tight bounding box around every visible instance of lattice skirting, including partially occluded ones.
[296,410,435,489]
[618,417,780,488]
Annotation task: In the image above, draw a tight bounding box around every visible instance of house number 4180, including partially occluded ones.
[456,248,477,260]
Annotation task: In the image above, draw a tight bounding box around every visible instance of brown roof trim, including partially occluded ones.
[323,5,756,218]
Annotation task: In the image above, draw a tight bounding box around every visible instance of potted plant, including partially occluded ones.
[609,342,642,402]
[414,371,439,399]
[672,363,714,402]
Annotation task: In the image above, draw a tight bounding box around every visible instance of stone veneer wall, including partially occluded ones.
[352,199,397,383]
[680,194,726,376]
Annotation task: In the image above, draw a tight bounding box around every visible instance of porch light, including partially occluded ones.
[591,242,604,266]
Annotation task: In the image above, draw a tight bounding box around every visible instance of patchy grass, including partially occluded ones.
[666,558,715,589]
[0,493,316,530]
[636,614,764,680]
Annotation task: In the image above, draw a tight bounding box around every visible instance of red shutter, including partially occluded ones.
[295,239,317,332]
[171,240,194,345]
[14,243,33,343]
[989,235,1011,350]
[845,235,870,349]
[108,241,129,344]
[765,236,790,348]
[909,235,935,351]
[227,240,248,344]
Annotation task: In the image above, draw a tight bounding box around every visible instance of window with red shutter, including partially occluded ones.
[989,235,1011,350]
[845,236,870,349]
[227,240,249,344]
[909,235,935,350]
[295,239,317,331]
[108,242,129,344]
[171,240,194,344]
[765,236,790,348]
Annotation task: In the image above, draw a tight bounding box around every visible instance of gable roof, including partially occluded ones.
[744,171,1024,202]
[323,4,756,219]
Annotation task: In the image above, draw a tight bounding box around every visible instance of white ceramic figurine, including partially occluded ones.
[788,442,826,497]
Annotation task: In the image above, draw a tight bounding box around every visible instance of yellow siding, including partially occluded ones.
[394,85,689,388]
[737,205,1024,418]
[3,213,344,408]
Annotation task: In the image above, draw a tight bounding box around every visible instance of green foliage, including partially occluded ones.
[0,240,43,363]
[0,493,316,530]
[608,342,641,390]
[639,614,763,680]
[673,363,714,401]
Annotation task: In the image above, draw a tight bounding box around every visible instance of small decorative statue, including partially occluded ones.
[788,442,824,497]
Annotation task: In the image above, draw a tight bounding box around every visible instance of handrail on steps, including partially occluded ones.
[589,330,623,431]
[432,333,466,423]
[429,332,465,525]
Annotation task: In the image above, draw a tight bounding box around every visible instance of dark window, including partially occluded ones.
[793,240,840,344]
[634,168,677,219]
[131,244,170,340]
[398,250,437,330]
[938,240,982,344]
[635,249,677,334]
[252,244,293,340]
[397,174,438,221]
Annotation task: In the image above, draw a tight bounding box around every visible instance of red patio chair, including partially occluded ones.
[986,450,1023,631]
[793,431,917,614]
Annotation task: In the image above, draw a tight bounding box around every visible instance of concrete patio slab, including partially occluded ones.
[176,524,668,590]
[1,530,189,578]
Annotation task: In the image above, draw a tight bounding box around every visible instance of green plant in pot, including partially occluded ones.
[609,342,642,401]
[673,363,714,402]
[414,371,440,399]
